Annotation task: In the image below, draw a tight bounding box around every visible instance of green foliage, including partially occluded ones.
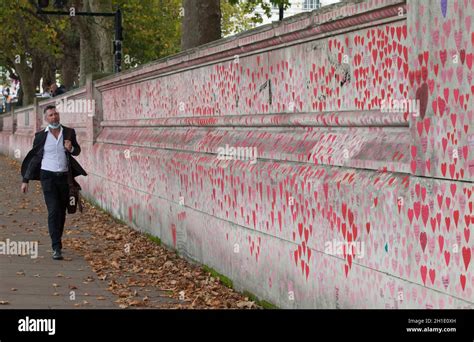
[228,0,291,18]
[0,0,70,103]
[221,0,260,37]
[0,0,293,87]
[145,233,162,246]
[113,0,292,66]
[242,291,278,309]
[222,0,292,37]
[0,0,62,59]
[0,1,67,61]
[202,265,234,289]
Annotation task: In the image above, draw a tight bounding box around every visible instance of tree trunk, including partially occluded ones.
[61,56,79,90]
[42,59,56,90]
[181,0,221,51]
[32,55,44,92]
[60,32,80,90]
[89,0,113,73]
[14,58,36,106]
[74,0,113,86]
[78,21,101,86]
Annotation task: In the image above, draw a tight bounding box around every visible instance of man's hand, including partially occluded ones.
[64,139,72,152]
[21,182,28,194]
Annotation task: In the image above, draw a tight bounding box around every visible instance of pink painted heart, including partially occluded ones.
[454,210,460,227]
[420,232,427,252]
[437,97,446,116]
[456,66,464,84]
[450,183,457,197]
[416,83,428,119]
[421,205,429,227]
[442,20,451,38]
[442,137,448,154]
[425,159,431,173]
[454,30,463,50]
[439,50,447,66]
[429,269,436,285]
[437,194,444,208]
[467,54,473,70]
[438,235,444,252]
[445,216,451,231]
[462,246,471,271]
[460,274,466,291]
[420,265,428,285]
[430,217,437,232]
[414,202,421,220]
[444,250,451,266]
[408,208,414,224]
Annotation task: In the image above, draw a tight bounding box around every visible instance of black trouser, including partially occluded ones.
[40,170,69,251]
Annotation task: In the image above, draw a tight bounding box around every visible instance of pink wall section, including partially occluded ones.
[1,0,473,308]
[409,0,474,182]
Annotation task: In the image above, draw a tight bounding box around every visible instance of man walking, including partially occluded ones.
[20,105,87,260]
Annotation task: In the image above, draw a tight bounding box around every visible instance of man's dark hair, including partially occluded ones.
[44,105,56,114]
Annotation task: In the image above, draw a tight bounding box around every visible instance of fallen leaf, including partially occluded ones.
[236,301,255,309]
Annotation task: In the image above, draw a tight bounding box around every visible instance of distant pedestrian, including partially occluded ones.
[4,88,11,112]
[50,83,66,97]
[42,84,52,98]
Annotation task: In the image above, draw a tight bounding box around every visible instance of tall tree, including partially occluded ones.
[75,0,184,81]
[59,29,80,89]
[181,0,291,50]
[181,0,222,51]
[70,0,114,85]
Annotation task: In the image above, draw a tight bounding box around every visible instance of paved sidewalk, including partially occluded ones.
[0,154,117,309]
[0,154,258,310]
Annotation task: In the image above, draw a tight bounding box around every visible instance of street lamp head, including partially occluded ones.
[53,0,67,8]
[37,0,49,8]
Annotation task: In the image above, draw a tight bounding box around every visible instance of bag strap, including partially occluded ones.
[66,152,75,186]
[64,129,75,186]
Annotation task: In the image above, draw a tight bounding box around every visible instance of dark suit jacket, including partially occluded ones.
[21,125,87,183]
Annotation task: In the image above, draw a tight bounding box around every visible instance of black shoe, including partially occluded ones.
[52,249,63,260]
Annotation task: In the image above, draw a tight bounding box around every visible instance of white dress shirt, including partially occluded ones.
[41,125,70,172]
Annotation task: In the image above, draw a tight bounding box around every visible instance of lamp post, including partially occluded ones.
[37,0,123,73]
[279,3,284,21]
